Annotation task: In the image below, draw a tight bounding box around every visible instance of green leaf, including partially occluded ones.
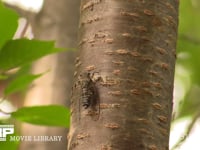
[0,2,18,48]
[0,39,64,71]
[4,73,43,96]
[11,105,70,127]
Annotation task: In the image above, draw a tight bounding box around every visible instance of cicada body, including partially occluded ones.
[78,72,100,120]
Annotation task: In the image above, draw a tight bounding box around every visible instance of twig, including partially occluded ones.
[179,34,200,45]
[19,20,29,38]
[171,111,200,150]
[0,108,11,115]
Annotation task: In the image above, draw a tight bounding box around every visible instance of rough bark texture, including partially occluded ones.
[19,0,80,150]
[68,0,179,150]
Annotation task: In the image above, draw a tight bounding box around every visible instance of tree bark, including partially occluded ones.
[68,0,179,150]
[19,0,80,150]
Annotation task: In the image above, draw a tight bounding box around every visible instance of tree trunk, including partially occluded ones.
[68,0,179,150]
[19,0,80,150]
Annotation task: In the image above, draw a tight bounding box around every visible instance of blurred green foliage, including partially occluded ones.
[0,3,70,150]
[0,2,18,48]
[176,0,200,119]
[11,105,70,127]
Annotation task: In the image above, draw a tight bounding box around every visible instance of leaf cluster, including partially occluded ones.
[0,1,70,135]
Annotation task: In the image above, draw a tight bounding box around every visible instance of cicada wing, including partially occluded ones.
[90,84,100,121]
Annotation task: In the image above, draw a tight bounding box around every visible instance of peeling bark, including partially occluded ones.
[68,0,179,149]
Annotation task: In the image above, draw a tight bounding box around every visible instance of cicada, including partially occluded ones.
[78,72,100,120]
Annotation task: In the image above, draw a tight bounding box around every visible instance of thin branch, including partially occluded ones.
[179,34,200,45]
[171,111,200,150]
[19,20,29,38]
[0,108,11,115]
